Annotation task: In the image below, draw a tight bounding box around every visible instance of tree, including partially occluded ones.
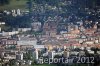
[91,47,99,54]
[26,0,33,18]
[9,59,16,66]
[0,0,10,5]
[3,14,31,30]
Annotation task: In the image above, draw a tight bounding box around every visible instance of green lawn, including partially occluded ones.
[71,64,90,66]
[0,0,27,10]
[32,64,57,66]
[0,63,93,66]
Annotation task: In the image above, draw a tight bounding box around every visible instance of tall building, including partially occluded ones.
[0,22,5,32]
[48,51,55,59]
[16,52,23,60]
[31,22,42,31]
[17,9,21,15]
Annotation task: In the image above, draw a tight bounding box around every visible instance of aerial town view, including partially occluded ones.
[0,0,100,66]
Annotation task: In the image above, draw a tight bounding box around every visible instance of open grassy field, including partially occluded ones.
[33,64,57,66]
[0,0,27,10]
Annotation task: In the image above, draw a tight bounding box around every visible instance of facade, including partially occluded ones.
[17,37,37,50]
[16,52,23,60]
[31,22,42,31]
[0,22,5,32]
[0,38,17,49]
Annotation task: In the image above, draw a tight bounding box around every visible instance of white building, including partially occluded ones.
[0,22,5,32]
[18,28,31,32]
[48,51,55,59]
[2,31,19,36]
[17,9,21,15]
[0,27,1,32]
[16,52,23,60]
[17,37,37,49]
[12,9,17,16]
[34,49,39,60]
[79,51,85,56]
[64,50,70,58]
[17,39,37,46]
